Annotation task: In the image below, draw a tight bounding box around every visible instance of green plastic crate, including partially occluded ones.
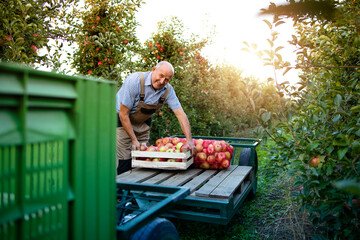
[0,62,117,240]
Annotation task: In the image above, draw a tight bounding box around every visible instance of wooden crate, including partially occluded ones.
[131,150,193,170]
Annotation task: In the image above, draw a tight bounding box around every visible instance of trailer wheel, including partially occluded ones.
[238,148,258,199]
[131,218,179,240]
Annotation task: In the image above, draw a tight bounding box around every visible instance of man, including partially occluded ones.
[116,61,196,175]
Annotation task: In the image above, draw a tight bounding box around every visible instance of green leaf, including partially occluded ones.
[333,180,360,195]
[350,105,360,112]
[261,111,271,122]
[337,148,348,160]
[334,94,342,107]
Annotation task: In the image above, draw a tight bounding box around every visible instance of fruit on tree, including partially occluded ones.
[309,157,320,167]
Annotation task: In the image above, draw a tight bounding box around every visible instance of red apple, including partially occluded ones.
[221,159,230,168]
[224,151,231,160]
[180,144,189,152]
[200,162,210,169]
[197,152,207,162]
[309,157,320,167]
[215,152,226,163]
[158,146,167,152]
[210,163,219,169]
[195,139,204,146]
[147,145,156,151]
[162,137,170,145]
[207,155,215,164]
[165,143,174,149]
[145,158,152,161]
[155,138,162,146]
[203,140,210,148]
[124,40,128,45]
[172,137,180,145]
[140,145,148,151]
[195,144,203,153]
[206,144,215,155]
[214,143,222,152]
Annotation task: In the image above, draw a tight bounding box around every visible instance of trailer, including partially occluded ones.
[116,136,260,238]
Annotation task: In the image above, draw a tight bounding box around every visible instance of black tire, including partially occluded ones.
[131,218,179,240]
[238,148,258,199]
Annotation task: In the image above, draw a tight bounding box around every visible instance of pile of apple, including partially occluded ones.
[138,137,190,162]
[192,138,233,169]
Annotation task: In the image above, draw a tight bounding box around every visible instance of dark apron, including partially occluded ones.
[117,72,170,127]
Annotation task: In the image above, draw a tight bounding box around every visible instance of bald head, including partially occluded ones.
[151,61,174,90]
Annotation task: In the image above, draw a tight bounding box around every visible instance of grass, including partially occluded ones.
[171,143,319,240]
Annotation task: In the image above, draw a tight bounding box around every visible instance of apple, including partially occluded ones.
[166,148,174,153]
[165,143,174,149]
[309,157,320,167]
[159,158,167,161]
[197,152,207,162]
[147,146,156,152]
[175,149,180,153]
[195,144,203,153]
[176,158,182,162]
[140,144,148,151]
[172,137,180,145]
[162,137,170,145]
[176,142,184,150]
[210,163,219,169]
[145,158,152,161]
[224,151,231,160]
[167,159,176,162]
[203,140,210,148]
[152,158,160,162]
[200,162,210,169]
[207,155,215,164]
[155,138,162,146]
[226,145,234,154]
[221,159,230,168]
[215,152,226,163]
[214,143,223,152]
[124,40,128,45]
[181,138,187,144]
[206,144,215,155]
[158,146,167,152]
[195,139,204,146]
[180,144,189,152]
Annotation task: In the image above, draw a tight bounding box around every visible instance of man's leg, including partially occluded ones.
[116,127,132,175]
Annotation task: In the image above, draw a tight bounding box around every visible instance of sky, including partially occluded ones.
[135,0,300,83]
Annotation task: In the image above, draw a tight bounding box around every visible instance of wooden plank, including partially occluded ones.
[115,168,160,183]
[194,165,237,197]
[132,158,193,170]
[160,168,204,186]
[181,170,218,193]
[141,171,176,185]
[132,150,190,159]
[210,166,252,199]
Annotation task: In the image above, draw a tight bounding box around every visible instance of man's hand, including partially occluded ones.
[186,139,196,157]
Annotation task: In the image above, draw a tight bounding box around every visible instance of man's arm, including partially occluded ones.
[173,107,196,156]
[119,103,140,149]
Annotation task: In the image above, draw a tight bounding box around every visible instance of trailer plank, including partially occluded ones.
[181,169,218,193]
[210,166,252,199]
[194,165,237,197]
[160,168,203,186]
[141,171,177,184]
[116,168,160,183]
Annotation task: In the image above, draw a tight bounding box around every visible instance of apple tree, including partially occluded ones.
[71,0,144,82]
[0,0,78,67]
[245,1,360,238]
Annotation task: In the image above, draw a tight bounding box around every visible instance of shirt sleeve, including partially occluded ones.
[165,84,182,110]
[116,73,140,112]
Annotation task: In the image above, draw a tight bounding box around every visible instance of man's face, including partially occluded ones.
[151,64,173,90]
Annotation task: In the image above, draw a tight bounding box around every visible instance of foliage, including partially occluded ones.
[0,0,78,67]
[243,1,360,238]
[72,0,144,82]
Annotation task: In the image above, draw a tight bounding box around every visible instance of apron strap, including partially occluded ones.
[138,72,145,101]
[159,85,170,104]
